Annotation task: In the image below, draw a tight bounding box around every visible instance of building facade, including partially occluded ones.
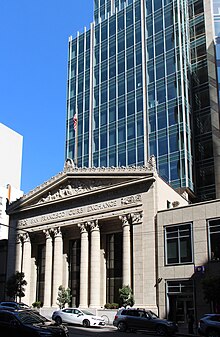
[0,123,23,300]
[6,160,220,328]
[157,198,220,326]
[66,0,220,202]
[0,123,23,191]
[6,160,188,311]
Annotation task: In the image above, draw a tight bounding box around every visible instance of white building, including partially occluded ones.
[0,123,23,239]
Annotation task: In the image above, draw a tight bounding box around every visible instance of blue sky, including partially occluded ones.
[0,0,93,194]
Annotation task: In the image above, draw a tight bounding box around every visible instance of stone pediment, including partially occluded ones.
[37,178,114,204]
[7,157,156,212]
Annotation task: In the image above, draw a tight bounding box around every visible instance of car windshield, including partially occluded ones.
[18,311,48,324]
[19,303,29,308]
[148,311,159,319]
[81,310,94,315]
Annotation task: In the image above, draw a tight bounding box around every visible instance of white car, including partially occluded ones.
[52,307,106,328]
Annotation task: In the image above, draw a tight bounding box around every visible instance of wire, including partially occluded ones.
[0,223,30,234]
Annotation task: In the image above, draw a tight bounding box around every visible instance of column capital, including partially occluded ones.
[129,211,143,225]
[19,232,30,243]
[119,214,129,227]
[54,227,62,238]
[86,220,99,232]
[78,223,87,234]
[16,234,22,244]
[43,229,52,240]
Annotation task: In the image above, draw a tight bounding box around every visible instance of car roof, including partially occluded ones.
[202,314,220,317]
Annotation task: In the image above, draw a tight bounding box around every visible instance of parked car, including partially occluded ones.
[52,307,105,327]
[0,301,30,310]
[198,314,220,337]
[0,308,69,337]
[113,308,178,335]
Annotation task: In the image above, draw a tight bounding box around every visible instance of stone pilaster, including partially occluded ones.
[88,220,101,308]
[21,233,32,304]
[52,227,63,307]
[15,234,22,272]
[78,223,89,308]
[43,229,53,307]
[119,215,131,286]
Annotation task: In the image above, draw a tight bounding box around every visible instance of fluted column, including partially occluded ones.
[89,220,101,308]
[15,234,22,272]
[43,229,53,307]
[119,215,131,286]
[129,211,143,307]
[78,223,89,308]
[21,233,32,304]
[52,227,63,306]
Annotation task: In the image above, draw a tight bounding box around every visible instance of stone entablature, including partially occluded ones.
[17,194,142,229]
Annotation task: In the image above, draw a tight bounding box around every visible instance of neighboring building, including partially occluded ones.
[0,123,23,300]
[0,123,23,190]
[157,198,220,327]
[213,0,220,100]
[6,160,188,313]
[66,0,220,202]
[0,123,23,240]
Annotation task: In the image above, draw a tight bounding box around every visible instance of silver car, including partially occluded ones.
[52,307,105,328]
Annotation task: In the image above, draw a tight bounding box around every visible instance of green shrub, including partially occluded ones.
[104,303,111,309]
[104,302,119,309]
[110,303,119,309]
[32,301,43,309]
[119,285,135,307]
[56,285,71,309]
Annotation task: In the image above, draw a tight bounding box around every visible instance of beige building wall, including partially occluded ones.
[157,198,220,321]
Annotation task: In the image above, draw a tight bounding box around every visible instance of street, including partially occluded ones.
[67,325,181,337]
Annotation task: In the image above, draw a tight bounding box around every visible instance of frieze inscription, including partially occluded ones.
[18,194,142,228]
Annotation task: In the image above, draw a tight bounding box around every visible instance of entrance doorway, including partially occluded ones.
[167,280,195,330]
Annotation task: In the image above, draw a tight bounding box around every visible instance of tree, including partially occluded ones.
[202,276,220,312]
[119,284,135,308]
[6,271,27,301]
[56,285,71,309]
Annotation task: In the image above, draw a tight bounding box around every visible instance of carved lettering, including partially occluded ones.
[18,198,122,227]
[121,194,142,205]
[87,200,117,212]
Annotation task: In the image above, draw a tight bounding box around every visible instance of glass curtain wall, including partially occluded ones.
[66,0,218,200]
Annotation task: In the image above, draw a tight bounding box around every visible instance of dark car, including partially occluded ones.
[113,308,178,335]
[0,309,69,337]
[0,301,30,310]
[198,314,220,337]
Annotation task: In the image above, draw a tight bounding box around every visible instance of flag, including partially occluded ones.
[73,113,77,131]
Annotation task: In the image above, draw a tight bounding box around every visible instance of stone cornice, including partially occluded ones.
[7,157,156,213]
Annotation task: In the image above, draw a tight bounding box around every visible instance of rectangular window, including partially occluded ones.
[208,219,220,261]
[106,233,123,304]
[36,244,46,304]
[165,223,193,265]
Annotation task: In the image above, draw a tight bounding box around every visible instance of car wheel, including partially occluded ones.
[156,325,167,335]
[207,329,220,337]
[55,316,62,325]
[83,319,90,328]
[117,321,127,332]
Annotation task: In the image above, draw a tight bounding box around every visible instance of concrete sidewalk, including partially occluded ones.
[177,325,200,337]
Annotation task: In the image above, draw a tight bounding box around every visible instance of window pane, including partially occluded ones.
[167,239,178,264]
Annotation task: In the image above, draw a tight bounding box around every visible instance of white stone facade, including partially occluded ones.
[6,162,187,312]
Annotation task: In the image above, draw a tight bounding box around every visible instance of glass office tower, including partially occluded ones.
[66,0,220,202]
